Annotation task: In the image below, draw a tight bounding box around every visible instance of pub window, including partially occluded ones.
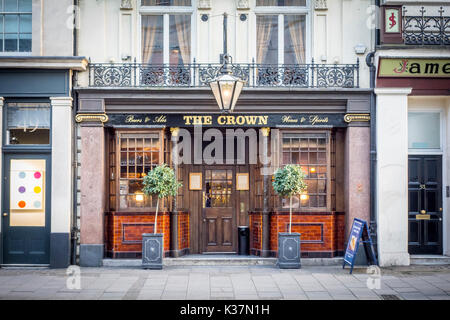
[117,132,163,209]
[281,132,329,209]
[6,102,50,145]
[0,0,32,52]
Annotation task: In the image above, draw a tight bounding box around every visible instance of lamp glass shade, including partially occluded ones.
[209,73,245,112]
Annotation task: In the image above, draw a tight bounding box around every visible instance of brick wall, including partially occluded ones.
[270,212,345,258]
[105,212,171,258]
[177,211,190,253]
[249,212,263,255]
[249,211,345,258]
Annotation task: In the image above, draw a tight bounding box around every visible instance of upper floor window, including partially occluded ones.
[256,0,306,6]
[255,0,308,64]
[0,0,32,52]
[141,0,193,65]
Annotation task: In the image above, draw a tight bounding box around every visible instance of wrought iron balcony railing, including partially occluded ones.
[88,59,360,88]
[403,6,450,45]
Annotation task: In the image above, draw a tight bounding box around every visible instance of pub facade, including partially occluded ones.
[75,0,374,266]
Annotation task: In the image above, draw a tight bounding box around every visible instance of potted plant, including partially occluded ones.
[141,164,182,269]
[272,164,307,269]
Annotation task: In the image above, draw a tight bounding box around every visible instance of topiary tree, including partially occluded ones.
[142,164,182,234]
[272,164,307,234]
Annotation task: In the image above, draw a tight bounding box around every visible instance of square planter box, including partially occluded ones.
[142,233,164,269]
[278,232,301,269]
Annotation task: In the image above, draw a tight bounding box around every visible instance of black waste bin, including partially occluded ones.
[238,226,249,255]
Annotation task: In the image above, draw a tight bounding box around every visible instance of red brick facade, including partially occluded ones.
[105,212,171,258]
[105,211,190,258]
[249,211,345,258]
[177,211,190,254]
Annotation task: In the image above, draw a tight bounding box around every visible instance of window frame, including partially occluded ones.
[278,129,331,212]
[408,109,444,154]
[254,0,311,65]
[112,129,165,212]
[2,99,52,150]
[138,0,196,65]
[0,0,32,55]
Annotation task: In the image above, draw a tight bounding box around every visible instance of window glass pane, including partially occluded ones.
[256,0,306,6]
[169,14,191,65]
[18,0,32,12]
[5,0,18,12]
[119,133,161,209]
[408,112,440,149]
[5,33,17,51]
[18,32,30,51]
[5,14,18,32]
[256,15,278,64]
[0,16,3,32]
[282,132,328,208]
[141,15,163,64]
[0,34,3,51]
[284,15,305,64]
[7,103,50,145]
[142,0,191,5]
[19,14,31,32]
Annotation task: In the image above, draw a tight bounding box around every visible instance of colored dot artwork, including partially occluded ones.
[11,169,44,210]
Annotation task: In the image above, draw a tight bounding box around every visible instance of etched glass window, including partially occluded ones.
[6,102,50,145]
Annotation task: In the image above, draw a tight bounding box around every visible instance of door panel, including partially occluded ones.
[2,154,51,265]
[408,155,442,254]
[202,168,235,253]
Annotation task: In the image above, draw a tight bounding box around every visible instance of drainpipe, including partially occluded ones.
[71,0,79,266]
[366,0,380,256]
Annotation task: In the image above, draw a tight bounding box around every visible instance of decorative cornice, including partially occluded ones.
[344,113,371,123]
[0,56,88,71]
[237,0,249,10]
[314,0,327,10]
[260,127,270,137]
[170,127,180,137]
[75,113,109,123]
[120,0,133,10]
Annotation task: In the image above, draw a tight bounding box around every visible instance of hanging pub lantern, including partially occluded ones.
[209,54,245,113]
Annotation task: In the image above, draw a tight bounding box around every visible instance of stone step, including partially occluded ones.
[102,256,344,267]
[410,255,450,265]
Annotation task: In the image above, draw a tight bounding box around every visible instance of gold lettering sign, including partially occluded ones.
[379,58,450,78]
[309,115,329,125]
[282,115,298,123]
[125,115,142,123]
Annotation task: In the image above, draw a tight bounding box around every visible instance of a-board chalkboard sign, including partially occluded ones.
[343,218,378,274]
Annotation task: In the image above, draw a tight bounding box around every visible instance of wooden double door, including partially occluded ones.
[202,166,236,253]
[408,155,443,254]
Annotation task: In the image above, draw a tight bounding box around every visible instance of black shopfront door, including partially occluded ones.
[408,155,443,254]
[2,153,51,265]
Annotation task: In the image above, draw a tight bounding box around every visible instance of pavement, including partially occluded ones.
[0,265,450,300]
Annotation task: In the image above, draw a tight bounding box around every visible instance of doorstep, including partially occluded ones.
[102,255,344,267]
[410,255,450,266]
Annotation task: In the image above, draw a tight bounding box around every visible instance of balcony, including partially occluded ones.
[87,59,360,89]
[403,6,450,45]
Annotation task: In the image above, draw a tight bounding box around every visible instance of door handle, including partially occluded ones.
[420,210,426,214]
[203,218,206,223]
[2,212,8,217]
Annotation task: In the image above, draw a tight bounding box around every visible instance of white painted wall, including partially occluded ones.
[375,87,412,267]
[76,0,373,88]
[50,97,73,234]
[31,0,74,56]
